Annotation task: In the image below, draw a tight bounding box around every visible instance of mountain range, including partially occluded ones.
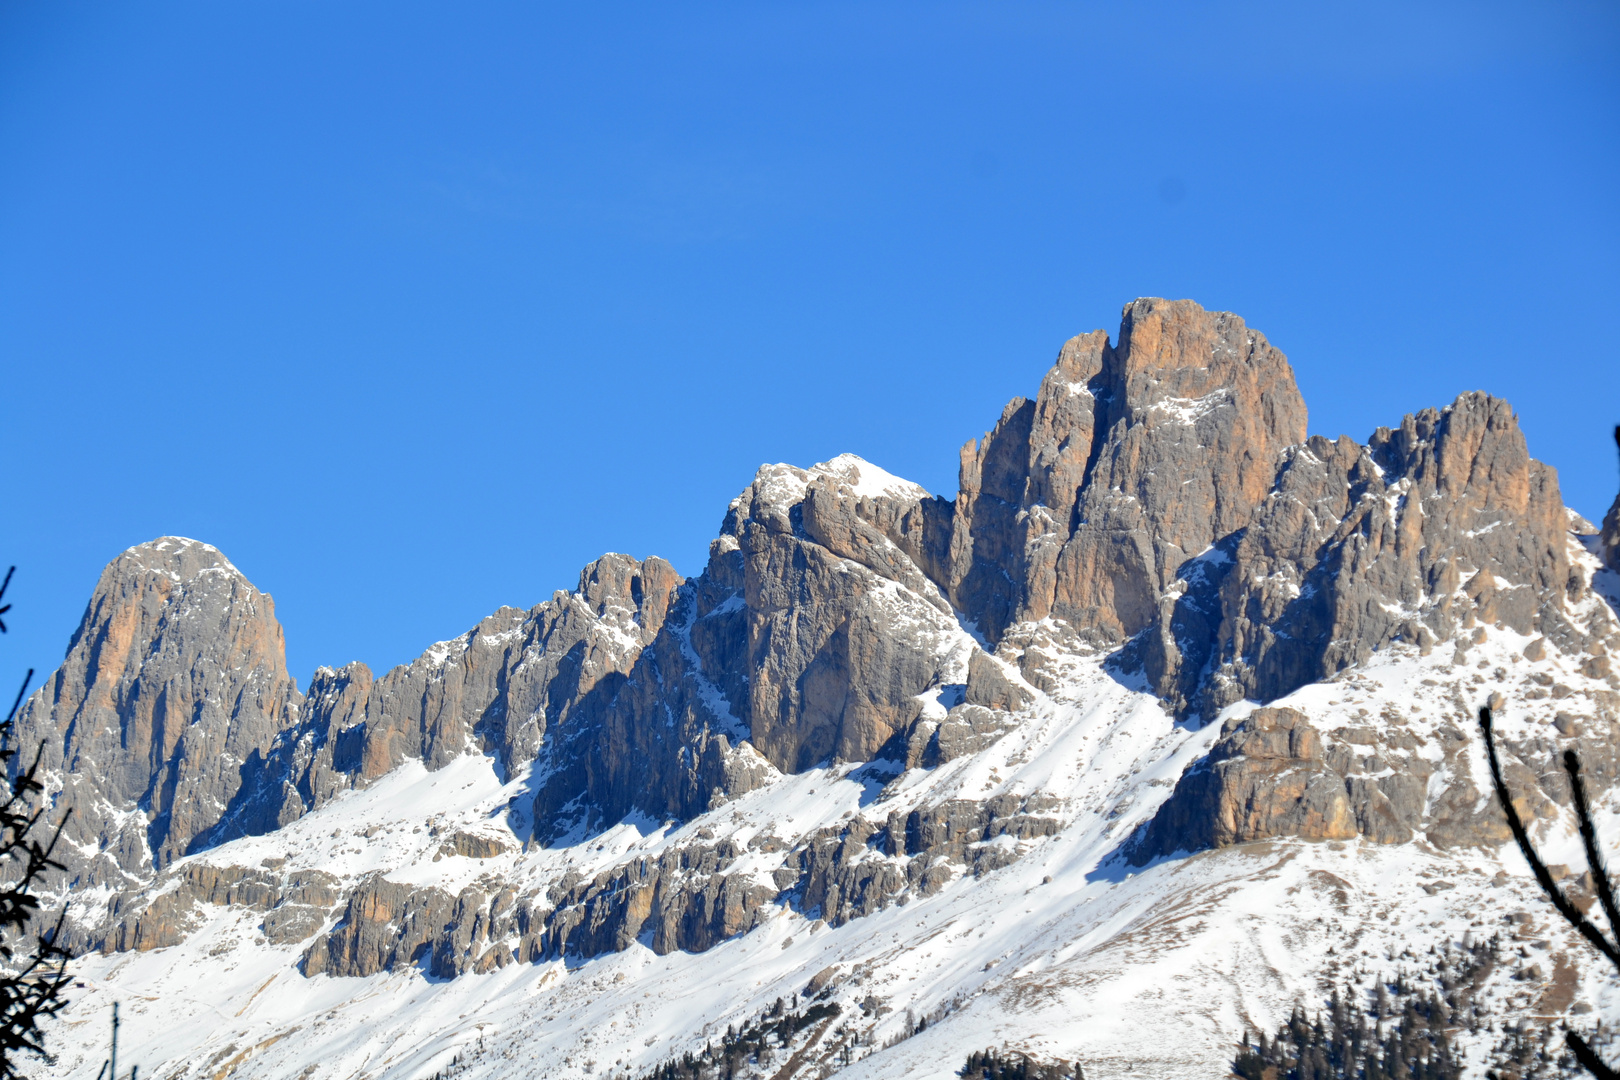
[12,297,1620,1079]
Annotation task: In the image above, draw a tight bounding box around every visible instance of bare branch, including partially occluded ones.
[1478,706,1620,969]
[1566,749,1620,943]
[1571,1031,1620,1080]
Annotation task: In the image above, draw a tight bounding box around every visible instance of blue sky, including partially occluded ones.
[3,2,1617,686]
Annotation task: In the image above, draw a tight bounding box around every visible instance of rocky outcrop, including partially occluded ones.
[292,551,680,800]
[293,789,1066,977]
[532,455,977,839]
[944,299,1307,646]
[208,551,682,851]
[1131,702,1605,861]
[1134,708,1356,859]
[301,876,455,977]
[906,704,1016,768]
[104,861,339,953]
[540,840,781,959]
[1134,393,1579,718]
[12,542,686,947]
[8,539,303,885]
[725,457,968,771]
[793,792,1063,925]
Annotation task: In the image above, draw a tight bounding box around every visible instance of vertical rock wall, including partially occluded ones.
[1135,391,1580,719]
[8,539,302,881]
[944,298,1308,647]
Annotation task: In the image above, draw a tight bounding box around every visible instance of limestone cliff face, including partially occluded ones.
[7,539,302,884]
[531,454,975,838]
[1131,689,1620,861]
[300,551,680,789]
[27,297,1619,984]
[1134,392,1578,719]
[1134,709,1356,859]
[231,551,683,840]
[12,544,682,947]
[731,457,968,770]
[946,298,1307,646]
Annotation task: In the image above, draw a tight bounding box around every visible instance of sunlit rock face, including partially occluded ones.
[10,537,302,883]
[945,297,1309,648]
[1135,388,1582,721]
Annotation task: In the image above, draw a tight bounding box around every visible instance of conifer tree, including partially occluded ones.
[0,566,74,1077]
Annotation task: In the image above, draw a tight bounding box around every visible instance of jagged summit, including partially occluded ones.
[18,299,1620,1080]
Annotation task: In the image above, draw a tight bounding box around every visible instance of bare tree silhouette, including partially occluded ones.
[1480,703,1619,1080]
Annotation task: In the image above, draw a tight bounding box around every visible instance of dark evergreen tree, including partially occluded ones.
[630,996,843,1080]
[0,566,73,1077]
[1231,941,1525,1080]
[959,1047,1084,1080]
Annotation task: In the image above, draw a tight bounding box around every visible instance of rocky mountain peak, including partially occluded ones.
[947,297,1307,646]
[575,551,681,633]
[11,537,300,879]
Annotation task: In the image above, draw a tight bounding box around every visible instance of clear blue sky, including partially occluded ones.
[3,2,1617,687]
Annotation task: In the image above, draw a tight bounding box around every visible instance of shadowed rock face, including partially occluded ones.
[8,539,301,875]
[1603,492,1620,573]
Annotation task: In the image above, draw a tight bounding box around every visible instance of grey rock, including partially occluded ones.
[1134,701,1597,859]
[731,459,964,770]
[1134,708,1356,860]
[8,538,302,893]
[1136,392,1578,719]
[438,831,510,859]
[11,540,687,948]
[262,904,328,945]
[918,704,1017,768]
[944,299,1306,646]
[532,455,970,839]
[301,875,454,977]
[537,838,776,958]
[963,650,1032,711]
[293,551,681,803]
